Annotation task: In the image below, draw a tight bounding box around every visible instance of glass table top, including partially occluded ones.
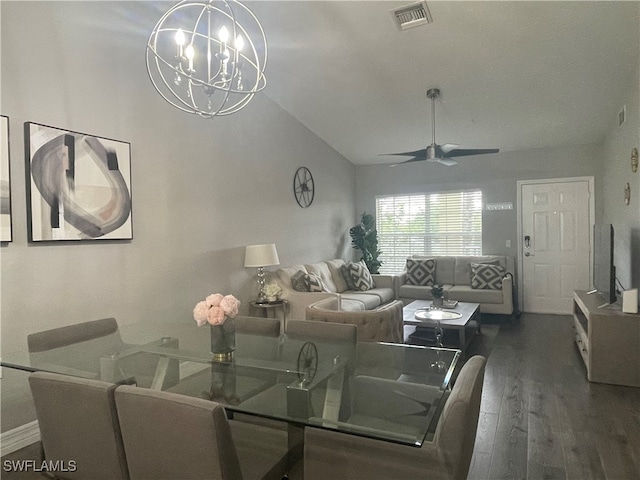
[2,319,460,446]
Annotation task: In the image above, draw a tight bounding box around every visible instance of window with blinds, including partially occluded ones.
[376,190,483,274]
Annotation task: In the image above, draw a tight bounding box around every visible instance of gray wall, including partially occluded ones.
[601,66,640,293]
[0,1,356,432]
[355,142,603,263]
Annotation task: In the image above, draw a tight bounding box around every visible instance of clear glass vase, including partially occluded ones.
[210,318,235,361]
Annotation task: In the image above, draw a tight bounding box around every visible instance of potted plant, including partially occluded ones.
[431,284,444,308]
[349,212,382,274]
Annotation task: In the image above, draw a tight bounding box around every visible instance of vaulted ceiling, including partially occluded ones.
[247,1,639,166]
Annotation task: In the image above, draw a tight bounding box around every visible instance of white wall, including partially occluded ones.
[0,1,356,431]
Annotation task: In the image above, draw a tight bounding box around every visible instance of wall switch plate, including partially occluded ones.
[506,240,511,248]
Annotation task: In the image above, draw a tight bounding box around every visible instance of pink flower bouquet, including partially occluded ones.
[193,293,241,327]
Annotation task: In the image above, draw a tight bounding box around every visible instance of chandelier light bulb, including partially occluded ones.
[175,28,185,46]
[235,34,245,52]
[147,0,267,118]
[218,25,229,43]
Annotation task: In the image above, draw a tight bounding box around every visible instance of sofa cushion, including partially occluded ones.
[357,288,395,305]
[291,270,309,292]
[325,259,349,293]
[399,284,453,301]
[341,293,381,310]
[470,263,505,290]
[448,285,503,304]
[405,258,436,286]
[348,261,375,291]
[305,262,338,293]
[306,273,326,292]
[276,265,308,289]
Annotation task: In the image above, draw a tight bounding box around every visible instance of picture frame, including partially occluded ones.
[1,115,13,242]
[25,122,133,241]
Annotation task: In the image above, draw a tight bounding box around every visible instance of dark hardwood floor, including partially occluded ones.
[468,313,640,480]
[3,313,639,479]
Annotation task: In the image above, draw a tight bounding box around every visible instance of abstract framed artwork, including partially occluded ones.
[25,122,133,241]
[1,115,12,242]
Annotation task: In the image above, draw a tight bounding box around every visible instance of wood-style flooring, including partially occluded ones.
[468,313,640,480]
[2,313,639,479]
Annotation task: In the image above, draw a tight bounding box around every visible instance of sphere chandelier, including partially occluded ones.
[146,0,267,118]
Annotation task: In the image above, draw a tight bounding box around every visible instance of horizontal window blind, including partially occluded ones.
[376,191,482,274]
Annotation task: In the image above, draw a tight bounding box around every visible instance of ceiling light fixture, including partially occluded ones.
[146,0,267,118]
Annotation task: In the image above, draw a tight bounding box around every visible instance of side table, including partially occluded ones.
[249,300,289,333]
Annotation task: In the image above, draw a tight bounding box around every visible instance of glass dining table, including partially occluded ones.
[1,319,460,448]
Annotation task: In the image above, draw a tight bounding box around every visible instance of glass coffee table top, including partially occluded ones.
[414,309,463,321]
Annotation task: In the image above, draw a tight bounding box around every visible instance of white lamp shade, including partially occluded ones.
[244,244,280,267]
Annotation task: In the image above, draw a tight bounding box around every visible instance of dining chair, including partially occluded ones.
[303,355,487,480]
[27,317,173,388]
[114,385,289,480]
[233,315,280,336]
[28,371,129,480]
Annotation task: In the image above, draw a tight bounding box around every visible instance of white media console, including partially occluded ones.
[573,290,640,387]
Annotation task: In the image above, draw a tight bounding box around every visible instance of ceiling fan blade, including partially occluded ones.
[439,143,459,154]
[437,158,458,166]
[389,156,425,167]
[381,149,427,158]
[443,148,500,158]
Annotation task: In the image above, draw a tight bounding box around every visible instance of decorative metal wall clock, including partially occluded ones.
[293,167,314,208]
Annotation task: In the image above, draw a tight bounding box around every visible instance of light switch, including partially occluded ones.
[505,240,511,248]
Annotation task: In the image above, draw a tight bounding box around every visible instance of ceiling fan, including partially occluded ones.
[386,88,499,166]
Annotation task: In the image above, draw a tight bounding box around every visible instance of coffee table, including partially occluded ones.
[403,300,480,355]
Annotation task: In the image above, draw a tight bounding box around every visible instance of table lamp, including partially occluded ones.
[244,243,280,302]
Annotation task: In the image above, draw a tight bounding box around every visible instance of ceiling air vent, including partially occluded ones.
[392,1,433,30]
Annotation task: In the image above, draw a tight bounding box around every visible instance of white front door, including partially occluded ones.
[519,179,592,314]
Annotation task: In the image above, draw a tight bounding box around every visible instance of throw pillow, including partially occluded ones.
[340,263,358,291]
[291,270,309,292]
[348,261,375,291]
[305,273,326,292]
[406,258,436,286]
[470,263,505,290]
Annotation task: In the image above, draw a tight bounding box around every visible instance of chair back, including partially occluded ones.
[28,371,129,480]
[433,355,486,479]
[27,317,121,353]
[286,319,356,342]
[234,316,280,336]
[115,386,243,480]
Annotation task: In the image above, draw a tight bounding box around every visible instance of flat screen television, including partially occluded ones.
[593,223,616,305]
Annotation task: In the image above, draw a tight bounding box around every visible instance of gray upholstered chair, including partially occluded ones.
[28,371,129,480]
[115,386,289,480]
[233,315,280,336]
[27,317,170,387]
[303,355,487,480]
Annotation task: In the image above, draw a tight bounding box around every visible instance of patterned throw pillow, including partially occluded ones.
[340,263,357,291]
[406,258,436,286]
[470,263,505,290]
[348,261,375,291]
[291,270,309,292]
[305,273,326,292]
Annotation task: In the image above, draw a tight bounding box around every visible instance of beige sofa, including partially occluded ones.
[397,255,515,315]
[305,296,404,343]
[269,259,398,321]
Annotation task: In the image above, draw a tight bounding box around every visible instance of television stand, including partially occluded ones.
[573,290,640,387]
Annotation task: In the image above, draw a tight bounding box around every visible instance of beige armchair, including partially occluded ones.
[303,355,487,480]
[305,296,404,342]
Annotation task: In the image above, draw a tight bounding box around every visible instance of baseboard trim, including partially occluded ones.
[1,421,40,457]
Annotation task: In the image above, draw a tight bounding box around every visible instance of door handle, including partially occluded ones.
[524,252,535,257]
